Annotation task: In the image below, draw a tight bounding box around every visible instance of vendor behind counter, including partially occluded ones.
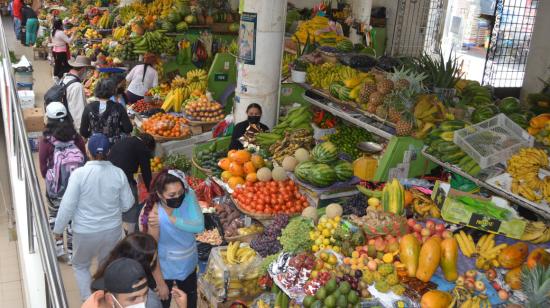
[229,103,269,150]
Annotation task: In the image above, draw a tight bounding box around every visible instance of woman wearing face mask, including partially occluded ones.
[229,103,269,150]
[139,169,204,308]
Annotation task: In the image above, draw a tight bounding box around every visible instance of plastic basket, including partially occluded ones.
[311,122,336,140]
[453,113,534,169]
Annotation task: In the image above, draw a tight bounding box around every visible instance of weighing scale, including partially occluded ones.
[207,52,237,113]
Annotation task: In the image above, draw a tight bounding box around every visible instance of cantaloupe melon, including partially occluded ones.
[294,148,310,163]
[272,167,288,181]
[282,156,298,172]
[326,203,343,218]
[302,206,318,222]
[256,167,272,182]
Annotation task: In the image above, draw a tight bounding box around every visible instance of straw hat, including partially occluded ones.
[68,55,93,68]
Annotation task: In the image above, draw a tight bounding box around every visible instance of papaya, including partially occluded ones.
[498,242,529,269]
[420,290,452,308]
[399,234,420,277]
[505,266,523,290]
[416,237,442,282]
[527,248,550,269]
[440,238,458,281]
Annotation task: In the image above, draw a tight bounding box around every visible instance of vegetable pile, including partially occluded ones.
[279,218,313,253]
[328,125,372,160]
[250,215,290,257]
[232,180,309,215]
[141,113,191,138]
[164,153,191,172]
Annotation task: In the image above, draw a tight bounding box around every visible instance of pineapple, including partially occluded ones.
[369,91,385,106]
[359,84,377,103]
[377,79,395,95]
[373,71,387,82]
[521,265,550,308]
[388,105,402,123]
[366,103,378,114]
[396,111,414,136]
[395,79,410,90]
[389,67,428,93]
[375,105,388,119]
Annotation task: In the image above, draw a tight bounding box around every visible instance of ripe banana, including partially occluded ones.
[455,231,475,257]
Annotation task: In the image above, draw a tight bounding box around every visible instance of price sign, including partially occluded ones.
[214,73,228,81]
[469,213,501,232]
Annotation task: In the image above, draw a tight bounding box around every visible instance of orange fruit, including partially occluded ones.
[404,190,413,207]
[218,158,231,171]
[251,154,265,169]
[245,172,257,182]
[230,150,251,164]
[229,162,244,177]
[227,176,245,189]
[243,161,256,174]
[227,150,237,161]
[221,171,233,182]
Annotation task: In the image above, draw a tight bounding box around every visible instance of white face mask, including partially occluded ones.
[111,294,146,308]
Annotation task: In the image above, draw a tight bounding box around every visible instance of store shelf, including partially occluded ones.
[299,84,396,140]
[421,148,550,219]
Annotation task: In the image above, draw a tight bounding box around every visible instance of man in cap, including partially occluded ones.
[84,258,187,308]
[53,133,134,301]
[62,55,93,130]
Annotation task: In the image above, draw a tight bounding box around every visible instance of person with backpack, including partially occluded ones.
[53,133,134,301]
[39,101,86,262]
[80,78,133,145]
[108,133,156,234]
[51,18,77,78]
[125,53,159,104]
[44,55,92,130]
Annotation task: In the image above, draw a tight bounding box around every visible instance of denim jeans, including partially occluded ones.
[13,17,21,40]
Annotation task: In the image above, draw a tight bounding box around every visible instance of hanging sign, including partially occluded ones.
[238,12,257,65]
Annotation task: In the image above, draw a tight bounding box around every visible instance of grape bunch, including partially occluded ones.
[251,215,290,257]
[343,194,368,216]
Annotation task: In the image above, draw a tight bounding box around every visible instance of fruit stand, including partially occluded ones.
[36,0,550,307]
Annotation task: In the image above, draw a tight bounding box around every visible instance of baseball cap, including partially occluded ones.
[87,133,111,156]
[46,102,68,119]
[91,258,148,294]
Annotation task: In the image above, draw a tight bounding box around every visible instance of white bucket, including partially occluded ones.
[291,70,306,83]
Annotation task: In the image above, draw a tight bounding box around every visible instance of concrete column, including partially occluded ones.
[522,0,550,98]
[234,0,287,128]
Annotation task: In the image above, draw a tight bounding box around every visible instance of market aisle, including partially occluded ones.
[1,16,82,308]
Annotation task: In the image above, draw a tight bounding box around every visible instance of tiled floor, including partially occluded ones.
[0,215,24,307]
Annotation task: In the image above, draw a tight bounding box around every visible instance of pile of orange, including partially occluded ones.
[218,150,265,189]
[142,113,191,138]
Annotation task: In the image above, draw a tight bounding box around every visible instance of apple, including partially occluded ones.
[413,223,423,232]
[407,218,416,228]
[426,220,435,231]
[456,276,465,286]
[310,270,319,279]
[485,268,497,281]
[465,269,477,280]
[465,279,475,291]
[442,230,453,239]
[492,282,501,291]
[367,260,378,271]
[498,289,509,301]
[475,280,486,292]
[435,223,445,233]
[421,228,432,237]
[314,260,324,270]
[415,233,423,243]
[368,239,375,245]
[385,234,395,242]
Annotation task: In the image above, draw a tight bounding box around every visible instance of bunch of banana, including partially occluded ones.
[475,233,507,270]
[270,129,314,163]
[84,28,101,39]
[223,241,257,265]
[281,53,296,78]
[160,87,187,112]
[132,30,175,55]
[112,27,128,41]
[459,294,491,308]
[521,220,550,243]
[414,94,447,126]
[272,106,313,136]
[455,230,476,257]
[171,75,188,88]
[411,188,441,218]
[458,81,493,107]
[507,147,549,202]
[97,11,112,29]
[186,69,208,83]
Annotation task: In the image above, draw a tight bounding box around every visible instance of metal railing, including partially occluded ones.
[0,16,68,308]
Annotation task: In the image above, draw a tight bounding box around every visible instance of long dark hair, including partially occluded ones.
[43,118,78,142]
[247,103,262,114]
[141,170,186,232]
[93,232,158,287]
[52,19,63,37]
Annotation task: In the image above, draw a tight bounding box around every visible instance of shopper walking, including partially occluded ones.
[139,170,204,308]
[39,102,86,262]
[92,233,162,308]
[108,133,156,233]
[12,0,22,41]
[125,53,159,104]
[110,74,129,107]
[80,78,133,145]
[53,133,134,301]
[51,18,76,78]
[20,1,38,46]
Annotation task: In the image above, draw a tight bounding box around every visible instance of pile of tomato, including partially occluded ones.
[141,113,191,138]
[232,180,309,215]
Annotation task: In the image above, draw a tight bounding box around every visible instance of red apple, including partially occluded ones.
[465,279,475,291]
[465,270,477,280]
[498,289,509,301]
[413,223,423,232]
[314,260,324,270]
[368,239,375,245]
[492,281,501,291]
[415,233,423,243]
[385,234,395,242]
[407,218,416,228]
[435,223,445,233]
[475,280,486,292]
[421,228,432,237]
[485,268,497,281]
[426,220,435,231]
[442,230,453,239]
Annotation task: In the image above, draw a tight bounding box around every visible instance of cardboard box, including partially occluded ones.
[23,108,45,132]
[18,90,35,109]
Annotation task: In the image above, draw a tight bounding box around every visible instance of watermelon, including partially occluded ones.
[338,86,351,101]
[508,113,529,128]
[168,11,181,23]
[311,142,338,164]
[499,97,521,114]
[334,160,353,181]
[176,21,188,32]
[294,161,316,183]
[309,164,337,187]
[161,21,175,32]
[329,81,344,97]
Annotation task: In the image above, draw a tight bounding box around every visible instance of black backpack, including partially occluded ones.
[43,74,81,114]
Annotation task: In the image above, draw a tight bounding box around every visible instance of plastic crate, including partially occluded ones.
[453,113,534,169]
[311,122,336,140]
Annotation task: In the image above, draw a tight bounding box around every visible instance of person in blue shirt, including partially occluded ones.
[139,169,204,308]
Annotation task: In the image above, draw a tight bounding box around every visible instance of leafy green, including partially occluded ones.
[164,153,191,172]
[522,265,550,308]
[408,49,464,89]
[279,217,313,253]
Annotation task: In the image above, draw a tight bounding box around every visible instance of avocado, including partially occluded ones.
[323,294,336,308]
[347,290,359,305]
[325,279,337,293]
[336,294,348,308]
[315,287,327,300]
[303,295,315,307]
[338,281,351,295]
